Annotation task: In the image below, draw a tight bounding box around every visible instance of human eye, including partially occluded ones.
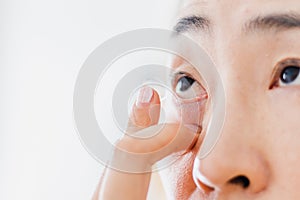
[279,66,300,86]
[271,58,300,88]
[172,71,207,101]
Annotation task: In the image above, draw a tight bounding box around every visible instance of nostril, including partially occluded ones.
[229,175,250,188]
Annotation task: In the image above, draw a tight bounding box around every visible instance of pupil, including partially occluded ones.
[178,76,195,91]
[281,66,300,84]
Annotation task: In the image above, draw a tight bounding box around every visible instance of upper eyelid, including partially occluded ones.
[170,71,197,87]
[270,58,300,89]
[278,58,300,66]
[172,64,205,84]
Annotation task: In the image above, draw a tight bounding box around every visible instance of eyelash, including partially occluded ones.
[172,71,192,83]
[171,71,207,101]
[171,71,193,88]
[270,58,300,89]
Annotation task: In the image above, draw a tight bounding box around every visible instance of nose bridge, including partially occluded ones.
[224,83,257,133]
[193,78,269,194]
[205,84,258,164]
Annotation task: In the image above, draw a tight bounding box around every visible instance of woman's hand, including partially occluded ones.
[93,87,200,200]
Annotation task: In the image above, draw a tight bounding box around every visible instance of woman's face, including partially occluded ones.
[159,0,300,199]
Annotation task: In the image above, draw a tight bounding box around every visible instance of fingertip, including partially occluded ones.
[151,88,160,105]
[135,87,160,108]
[128,87,161,130]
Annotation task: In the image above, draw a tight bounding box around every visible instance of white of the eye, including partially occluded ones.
[175,82,200,99]
[279,71,300,86]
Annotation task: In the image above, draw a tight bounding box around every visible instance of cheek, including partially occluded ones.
[269,88,300,142]
[158,98,207,198]
[267,89,300,188]
[159,151,198,199]
[178,100,207,125]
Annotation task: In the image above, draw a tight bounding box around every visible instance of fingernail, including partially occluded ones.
[136,87,153,107]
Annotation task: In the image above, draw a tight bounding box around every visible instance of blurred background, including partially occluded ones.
[0,0,180,199]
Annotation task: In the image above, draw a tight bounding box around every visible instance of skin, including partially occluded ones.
[95,0,300,199]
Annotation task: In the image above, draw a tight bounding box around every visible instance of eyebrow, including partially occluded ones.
[244,13,300,33]
[174,13,300,34]
[173,15,210,34]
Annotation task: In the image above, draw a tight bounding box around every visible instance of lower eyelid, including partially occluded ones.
[176,93,208,104]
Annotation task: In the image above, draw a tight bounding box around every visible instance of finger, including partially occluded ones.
[121,123,200,153]
[114,123,201,172]
[127,86,161,132]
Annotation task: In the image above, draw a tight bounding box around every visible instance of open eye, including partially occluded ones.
[173,73,207,100]
[176,76,195,92]
[279,66,300,86]
[270,59,300,88]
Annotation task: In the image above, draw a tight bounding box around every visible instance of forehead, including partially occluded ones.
[173,0,300,77]
[176,0,300,49]
[179,0,300,19]
[180,0,300,9]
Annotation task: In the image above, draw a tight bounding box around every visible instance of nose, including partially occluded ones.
[192,98,270,196]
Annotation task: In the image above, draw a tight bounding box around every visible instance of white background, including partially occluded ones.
[0,0,179,199]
